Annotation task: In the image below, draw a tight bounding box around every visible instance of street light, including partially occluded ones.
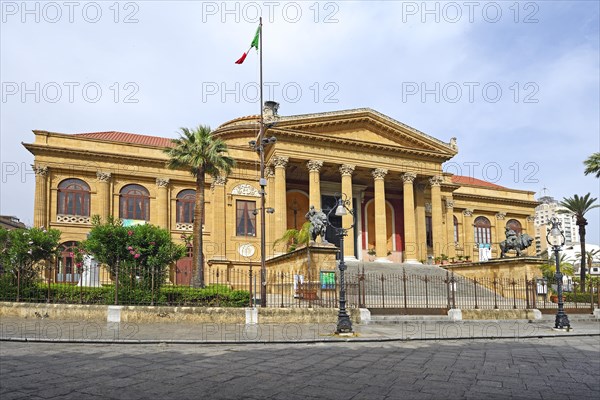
[546,217,570,330]
[326,193,354,334]
[249,135,277,307]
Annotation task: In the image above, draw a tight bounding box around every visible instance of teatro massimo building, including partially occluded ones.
[24,104,538,283]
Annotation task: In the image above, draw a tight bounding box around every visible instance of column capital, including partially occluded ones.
[266,166,275,178]
[463,208,474,217]
[339,164,355,176]
[527,215,536,222]
[445,199,454,209]
[32,164,48,177]
[372,168,388,180]
[495,212,506,220]
[402,172,417,183]
[272,156,289,168]
[96,171,112,182]
[429,175,443,187]
[156,178,170,188]
[306,159,323,172]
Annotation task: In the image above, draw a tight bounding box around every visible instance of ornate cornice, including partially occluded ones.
[96,171,111,182]
[231,183,260,197]
[453,192,540,207]
[339,164,355,177]
[372,168,388,180]
[272,156,289,168]
[306,160,323,172]
[402,172,417,184]
[32,164,48,176]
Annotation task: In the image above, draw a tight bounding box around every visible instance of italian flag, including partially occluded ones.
[235,25,260,64]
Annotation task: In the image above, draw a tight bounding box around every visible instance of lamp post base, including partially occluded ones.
[336,317,353,334]
[555,313,571,330]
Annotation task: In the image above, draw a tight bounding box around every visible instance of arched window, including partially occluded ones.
[506,219,522,234]
[119,184,150,221]
[453,215,459,243]
[474,216,492,244]
[57,179,90,216]
[176,189,195,223]
[56,241,80,284]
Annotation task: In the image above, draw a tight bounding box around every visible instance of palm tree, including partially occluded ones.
[164,126,235,287]
[274,222,311,252]
[540,252,574,281]
[584,152,600,178]
[575,248,600,276]
[559,193,599,288]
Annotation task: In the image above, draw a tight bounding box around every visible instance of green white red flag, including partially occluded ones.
[235,25,261,64]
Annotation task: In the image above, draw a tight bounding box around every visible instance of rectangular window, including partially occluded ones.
[425,216,433,247]
[236,200,256,236]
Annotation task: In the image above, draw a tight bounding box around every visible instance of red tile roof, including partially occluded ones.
[451,175,505,189]
[73,131,173,148]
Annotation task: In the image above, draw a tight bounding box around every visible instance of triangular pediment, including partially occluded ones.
[270,108,457,158]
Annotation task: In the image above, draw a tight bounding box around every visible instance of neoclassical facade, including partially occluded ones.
[24,107,538,282]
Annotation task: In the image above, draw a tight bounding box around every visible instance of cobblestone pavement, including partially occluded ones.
[2,336,599,399]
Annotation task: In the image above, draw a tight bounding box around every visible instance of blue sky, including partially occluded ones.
[1,0,599,243]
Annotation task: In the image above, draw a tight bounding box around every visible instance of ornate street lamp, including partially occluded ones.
[546,217,570,330]
[327,193,354,334]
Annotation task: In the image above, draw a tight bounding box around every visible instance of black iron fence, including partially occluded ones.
[1,264,599,312]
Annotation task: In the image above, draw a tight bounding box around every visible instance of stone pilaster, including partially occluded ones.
[33,165,48,228]
[402,172,418,263]
[429,176,444,258]
[265,167,275,255]
[96,171,112,220]
[212,176,227,259]
[273,156,289,247]
[445,198,456,258]
[495,212,507,247]
[155,178,170,229]
[307,160,323,211]
[340,164,355,259]
[462,209,474,258]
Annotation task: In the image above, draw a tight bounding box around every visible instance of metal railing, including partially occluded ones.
[1,264,599,312]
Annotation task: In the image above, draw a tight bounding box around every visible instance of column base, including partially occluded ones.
[375,257,392,263]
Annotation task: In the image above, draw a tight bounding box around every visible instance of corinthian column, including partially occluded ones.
[429,176,444,258]
[372,168,389,261]
[307,160,323,211]
[415,183,427,262]
[402,172,418,263]
[273,156,289,246]
[33,165,48,228]
[96,171,112,220]
[340,164,355,259]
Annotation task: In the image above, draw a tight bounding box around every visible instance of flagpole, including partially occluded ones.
[258,16,267,308]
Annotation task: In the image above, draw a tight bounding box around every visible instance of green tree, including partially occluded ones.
[584,152,600,178]
[559,193,599,287]
[163,125,235,287]
[82,216,185,293]
[0,226,61,292]
[540,252,574,281]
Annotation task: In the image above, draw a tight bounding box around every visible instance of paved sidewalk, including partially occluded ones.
[1,315,598,343]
